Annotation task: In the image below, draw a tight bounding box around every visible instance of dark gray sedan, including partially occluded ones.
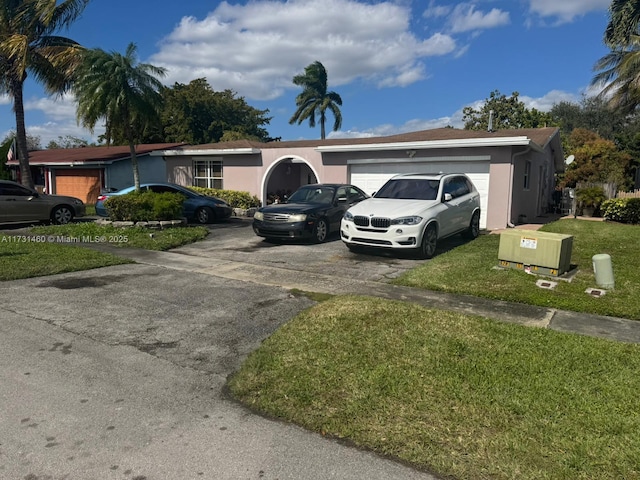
[252,184,369,243]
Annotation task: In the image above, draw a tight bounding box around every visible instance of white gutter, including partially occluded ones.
[151,148,261,156]
[316,136,543,153]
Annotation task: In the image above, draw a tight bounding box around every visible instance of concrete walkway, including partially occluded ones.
[88,243,640,344]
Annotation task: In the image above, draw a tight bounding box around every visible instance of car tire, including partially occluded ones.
[313,218,329,243]
[195,207,215,224]
[51,205,74,225]
[463,210,480,239]
[417,224,437,259]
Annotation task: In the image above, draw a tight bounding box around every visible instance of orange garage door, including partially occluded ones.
[55,169,103,204]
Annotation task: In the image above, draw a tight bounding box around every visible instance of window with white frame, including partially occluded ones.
[523,161,531,190]
[193,159,223,189]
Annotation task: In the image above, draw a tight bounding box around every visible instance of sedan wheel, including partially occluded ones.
[313,218,328,243]
[418,224,437,259]
[51,205,73,225]
[196,207,215,224]
[464,211,480,239]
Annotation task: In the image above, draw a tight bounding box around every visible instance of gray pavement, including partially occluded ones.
[88,240,640,344]
[1,220,638,480]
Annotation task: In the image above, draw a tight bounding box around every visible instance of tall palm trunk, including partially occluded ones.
[320,113,326,140]
[12,79,34,189]
[128,142,140,191]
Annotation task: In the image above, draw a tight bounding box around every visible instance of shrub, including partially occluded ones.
[575,186,607,208]
[105,191,184,222]
[189,187,260,209]
[601,198,640,224]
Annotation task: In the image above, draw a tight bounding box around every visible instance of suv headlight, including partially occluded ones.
[289,214,307,222]
[391,216,423,225]
[343,211,354,221]
[254,211,264,221]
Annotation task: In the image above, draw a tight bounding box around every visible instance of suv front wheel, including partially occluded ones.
[417,224,437,259]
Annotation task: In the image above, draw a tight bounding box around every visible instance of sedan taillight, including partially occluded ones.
[97,195,108,202]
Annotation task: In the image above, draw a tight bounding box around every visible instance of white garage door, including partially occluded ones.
[349,159,490,229]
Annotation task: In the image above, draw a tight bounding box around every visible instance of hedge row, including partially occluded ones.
[189,187,260,209]
[105,192,184,222]
[601,198,640,224]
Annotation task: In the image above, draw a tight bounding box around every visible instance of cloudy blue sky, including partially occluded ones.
[0,0,613,147]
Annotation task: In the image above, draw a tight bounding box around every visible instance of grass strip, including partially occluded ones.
[393,219,640,320]
[0,241,130,281]
[229,295,640,480]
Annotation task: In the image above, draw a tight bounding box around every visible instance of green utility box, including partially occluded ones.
[498,229,573,276]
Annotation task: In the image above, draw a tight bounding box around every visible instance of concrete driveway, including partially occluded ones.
[0,219,440,480]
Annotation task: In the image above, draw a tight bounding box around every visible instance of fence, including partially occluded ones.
[618,189,640,198]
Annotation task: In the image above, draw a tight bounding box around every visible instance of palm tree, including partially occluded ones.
[289,61,342,140]
[593,35,640,115]
[0,0,88,188]
[605,0,640,47]
[73,43,166,191]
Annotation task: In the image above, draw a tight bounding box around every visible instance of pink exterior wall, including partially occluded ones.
[163,140,559,230]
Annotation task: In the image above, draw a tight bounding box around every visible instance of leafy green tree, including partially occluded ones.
[0,0,88,188]
[289,61,342,140]
[463,90,554,131]
[73,43,166,191]
[46,135,90,149]
[562,128,632,189]
[157,78,273,144]
[3,130,41,151]
[550,96,627,141]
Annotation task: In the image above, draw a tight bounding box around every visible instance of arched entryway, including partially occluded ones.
[262,156,318,205]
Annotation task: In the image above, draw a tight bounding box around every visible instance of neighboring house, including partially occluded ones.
[7,143,183,204]
[154,127,564,230]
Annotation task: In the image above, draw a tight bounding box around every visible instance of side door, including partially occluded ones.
[450,176,475,232]
[438,177,460,237]
[329,187,351,231]
[0,183,47,222]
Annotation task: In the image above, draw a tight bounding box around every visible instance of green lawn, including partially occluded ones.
[0,223,208,281]
[0,241,130,281]
[394,219,640,320]
[229,295,640,480]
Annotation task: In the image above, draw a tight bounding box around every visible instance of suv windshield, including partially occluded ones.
[288,186,336,204]
[375,178,439,200]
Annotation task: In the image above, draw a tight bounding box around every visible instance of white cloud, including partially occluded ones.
[520,90,580,111]
[150,0,457,100]
[25,93,77,122]
[20,93,101,146]
[527,0,610,23]
[449,4,510,33]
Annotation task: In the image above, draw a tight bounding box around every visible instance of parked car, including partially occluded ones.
[341,173,481,258]
[95,183,232,224]
[0,179,85,225]
[253,184,369,243]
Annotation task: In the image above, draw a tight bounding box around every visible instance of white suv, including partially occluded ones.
[341,173,481,258]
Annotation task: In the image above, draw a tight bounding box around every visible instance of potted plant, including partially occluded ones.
[576,186,606,217]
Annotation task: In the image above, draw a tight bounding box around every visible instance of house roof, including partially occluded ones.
[7,127,564,170]
[161,126,564,170]
[7,143,185,166]
[168,127,561,152]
